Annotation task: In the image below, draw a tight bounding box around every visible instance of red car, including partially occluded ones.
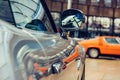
[79,36,120,58]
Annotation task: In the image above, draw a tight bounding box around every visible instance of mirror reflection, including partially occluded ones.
[9,0,54,32]
[61,9,86,30]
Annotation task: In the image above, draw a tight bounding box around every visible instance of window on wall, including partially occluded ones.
[91,0,100,6]
[88,16,112,37]
[79,0,86,4]
[117,0,120,8]
[100,17,111,29]
[51,12,60,27]
[88,16,111,31]
[64,0,68,2]
[52,0,60,1]
[104,0,112,7]
[114,18,120,33]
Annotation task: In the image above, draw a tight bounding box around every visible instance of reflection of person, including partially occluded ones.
[25,19,47,31]
[97,23,102,31]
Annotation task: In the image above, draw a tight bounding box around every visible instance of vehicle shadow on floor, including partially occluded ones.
[86,55,120,60]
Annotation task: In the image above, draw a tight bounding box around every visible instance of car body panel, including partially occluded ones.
[0,20,85,80]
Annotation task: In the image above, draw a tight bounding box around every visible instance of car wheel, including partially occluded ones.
[88,48,99,58]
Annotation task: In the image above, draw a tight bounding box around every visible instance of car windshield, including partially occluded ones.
[105,37,120,44]
[0,0,14,24]
[116,37,120,43]
[0,0,56,32]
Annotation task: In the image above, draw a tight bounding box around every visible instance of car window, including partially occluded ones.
[10,0,55,32]
[0,0,15,24]
[105,38,119,44]
[0,0,55,33]
[116,37,120,44]
[25,19,47,31]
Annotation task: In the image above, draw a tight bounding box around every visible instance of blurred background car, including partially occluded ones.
[0,0,86,80]
[79,36,120,58]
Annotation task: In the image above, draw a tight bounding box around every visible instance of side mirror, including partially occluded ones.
[60,9,86,38]
[60,9,86,31]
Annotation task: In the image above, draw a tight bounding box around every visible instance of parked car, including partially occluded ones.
[0,0,86,80]
[79,36,120,58]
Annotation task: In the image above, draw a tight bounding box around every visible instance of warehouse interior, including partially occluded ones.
[46,0,120,38]
[46,0,120,80]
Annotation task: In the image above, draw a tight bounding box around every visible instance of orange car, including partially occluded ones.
[79,36,120,58]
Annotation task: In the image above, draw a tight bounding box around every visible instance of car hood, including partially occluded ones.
[0,17,78,80]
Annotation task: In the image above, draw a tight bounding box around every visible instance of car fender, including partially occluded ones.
[85,45,101,54]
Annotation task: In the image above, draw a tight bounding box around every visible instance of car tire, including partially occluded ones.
[88,48,99,58]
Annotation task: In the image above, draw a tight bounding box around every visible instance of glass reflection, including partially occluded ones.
[9,0,54,32]
[104,0,112,7]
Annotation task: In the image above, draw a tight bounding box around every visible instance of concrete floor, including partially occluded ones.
[85,57,120,80]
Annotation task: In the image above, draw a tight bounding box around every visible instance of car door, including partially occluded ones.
[104,37,120,55]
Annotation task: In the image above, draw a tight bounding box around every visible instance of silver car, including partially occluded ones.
[0,0,86,80]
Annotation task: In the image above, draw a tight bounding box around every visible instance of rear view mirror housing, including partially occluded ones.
[59,9,86,39]
[60,9,86,31]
